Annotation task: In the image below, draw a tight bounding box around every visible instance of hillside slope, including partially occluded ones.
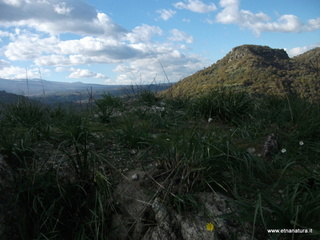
[162,45,320,100]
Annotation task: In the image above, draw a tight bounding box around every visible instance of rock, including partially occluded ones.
[263,133,280,157]
[131,173,139,180]
[141,197,179,240]
[110,170,152,240]
[110,168,255,240]
[228,45,289,63]
[141,193,254,240]
[246,147,256,154]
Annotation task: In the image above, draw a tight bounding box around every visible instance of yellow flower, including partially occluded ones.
[206,222,215,232]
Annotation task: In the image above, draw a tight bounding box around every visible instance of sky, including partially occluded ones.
[0,0,319,85]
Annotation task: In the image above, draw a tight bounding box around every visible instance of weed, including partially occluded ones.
[3,97,48,128]
[191,89,255,125]
[95,93,124,123]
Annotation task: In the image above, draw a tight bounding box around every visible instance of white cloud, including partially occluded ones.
[2,0,22,7]
[0,65,41,79]
[169,29,194,43]
[5,33,59,60]
[174,0,217,13]
[55,66,69,72]
[68,68,107,79]
[0,30,14,42]
[286,44,320,57]
[35,55,69,66]
[4,31,148,67]
[53,2,73,15]
[156,9,176,21]
[305,17,320,31]
[216,0,320,35]
[0,0,126,36]
[216,0,240,23]
[0,59,10,69]
[58,36,141,60]
[125,24,163,43]
[113,50,207,84]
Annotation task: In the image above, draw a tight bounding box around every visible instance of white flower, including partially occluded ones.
[299,141,304,146]
[281,148,287,153]
[208,118,213,123]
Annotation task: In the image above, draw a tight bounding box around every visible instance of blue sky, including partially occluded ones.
[0,0,319,85]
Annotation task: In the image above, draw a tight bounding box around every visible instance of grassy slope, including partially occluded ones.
[162,45,320,101]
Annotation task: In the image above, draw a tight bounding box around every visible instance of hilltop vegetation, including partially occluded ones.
[162,45,320,101]
[0,88,319,240]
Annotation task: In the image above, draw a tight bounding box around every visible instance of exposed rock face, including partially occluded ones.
[227,45,289,63]
[111,169,254,240]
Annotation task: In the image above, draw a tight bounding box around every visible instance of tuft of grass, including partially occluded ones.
[3,97,48,128]
[255,94,320,141]
[95,93,124,123]
[191,89,255,125]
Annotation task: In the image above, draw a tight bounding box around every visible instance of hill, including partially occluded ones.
[0,90,23,105]
[0,78,124,96]
[0,78,172,105]
[162,44,320,101]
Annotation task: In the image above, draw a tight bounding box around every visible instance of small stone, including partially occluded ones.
[263,133,280,157]
[247,147,256,154]
[131,173,139,181]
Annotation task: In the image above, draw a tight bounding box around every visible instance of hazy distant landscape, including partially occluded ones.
[0,78,173,105]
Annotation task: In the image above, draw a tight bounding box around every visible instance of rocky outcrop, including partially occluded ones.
[227,45,289,63]
[110,169,254,240]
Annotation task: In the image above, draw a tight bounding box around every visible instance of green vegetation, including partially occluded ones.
[161,45,320,102]
[0,87,319,239]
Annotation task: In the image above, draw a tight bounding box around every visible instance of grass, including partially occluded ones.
[0,88,319,239]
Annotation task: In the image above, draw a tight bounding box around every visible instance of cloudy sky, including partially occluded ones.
[0,0,319,85]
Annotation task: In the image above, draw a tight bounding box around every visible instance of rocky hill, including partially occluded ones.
[162,44,320,101]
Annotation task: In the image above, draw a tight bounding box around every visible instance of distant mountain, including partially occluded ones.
[0,78,173,105]
[0,78,124,96]
[161,45,320,101]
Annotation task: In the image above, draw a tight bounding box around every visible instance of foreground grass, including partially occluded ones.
[0,89,319,240]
